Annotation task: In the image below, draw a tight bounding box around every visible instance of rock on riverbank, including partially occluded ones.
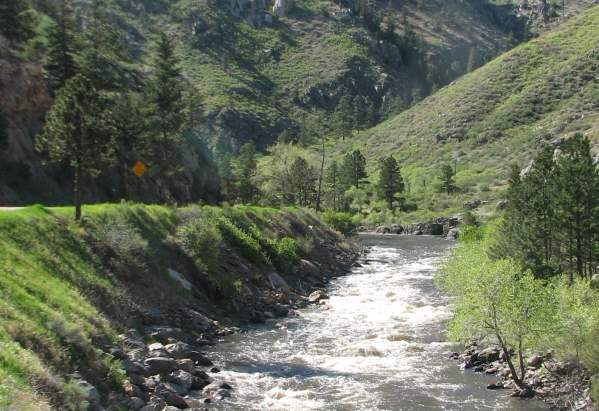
[375,217,460,237]
[449,344,595,410]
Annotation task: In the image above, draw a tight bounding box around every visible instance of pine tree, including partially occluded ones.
[0,109,8,150]
[332,96,354,140]
[0,0,35,45]
[439,164,457,194]
[555,134,599,281]
[45,0,78,93]
[113,92,146,199]
[234,141,258,203]
[377,156,404,210]
[340,150,367,189]
[492,149,559,277]
[145,32,186,178]
[78,0,128,91]
[353,97,367,129]
[289,156,317,207]
[324,161,344,211]
[36,75,115,220]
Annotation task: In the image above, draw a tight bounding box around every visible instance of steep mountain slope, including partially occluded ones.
[350,4,599,217]
[1,0,595,205]
[54,0,530,147]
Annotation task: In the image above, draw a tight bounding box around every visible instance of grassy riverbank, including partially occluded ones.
[0,203,356,410]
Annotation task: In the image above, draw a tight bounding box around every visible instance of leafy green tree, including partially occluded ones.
[438,164,457,194]
[555,134,599,281]
[440,237,556,389]
[377,156,404,210]
[45,0,78,93]
[0,0,35,45]
[145,32,186,178]
[36,75,115,220]
[331,96,354,141]
[340,150,367,189]
[234,141,258,203]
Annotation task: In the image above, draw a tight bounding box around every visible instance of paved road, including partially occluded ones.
[0,207,23,211]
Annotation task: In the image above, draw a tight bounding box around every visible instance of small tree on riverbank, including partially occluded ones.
[440,237,556,388]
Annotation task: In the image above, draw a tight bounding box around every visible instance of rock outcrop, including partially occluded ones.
[272,0,294,17]
[375,217,459,237]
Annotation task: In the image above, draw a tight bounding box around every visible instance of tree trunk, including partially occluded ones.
[316,135,325,213]
[74,161,82,221]
[497,332,526,389]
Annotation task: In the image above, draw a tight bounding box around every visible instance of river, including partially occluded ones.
[204,234,548,410]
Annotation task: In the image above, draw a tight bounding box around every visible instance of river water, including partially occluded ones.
[205,234,548,410]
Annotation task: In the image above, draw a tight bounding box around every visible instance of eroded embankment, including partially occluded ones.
[0,204,358,410]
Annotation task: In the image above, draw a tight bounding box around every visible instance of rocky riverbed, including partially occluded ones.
[374,216,460,238]
[450,344,595,411]
[90,288,336,411]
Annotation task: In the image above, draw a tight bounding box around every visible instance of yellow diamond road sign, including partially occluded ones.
[132,161,147,177]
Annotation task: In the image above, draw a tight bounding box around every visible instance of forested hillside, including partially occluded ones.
[343,4,599,222]
[2,0,591,205]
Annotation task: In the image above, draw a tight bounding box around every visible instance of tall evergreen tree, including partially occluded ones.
[78,0,128,91]
[234,141,258,204]
[0,0,35,45]
[555,134,599,281]
[438,164,457,194]
[324,161,344,211]
[0,109,8,150]
[113,92,146,199]
[145,32,186,178]
[340,150,367,189]
[332,96,354,141]
[289,156,317,207]
[36,75,115,220]
[377,156,404,210]
[45,0,78,93]
[492,148,559,277]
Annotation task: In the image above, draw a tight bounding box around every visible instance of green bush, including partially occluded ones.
[216,216,268,265]
[267,237,299,271]
[174,218,222,272]
[86,211,149,271]
[323,210,357,236]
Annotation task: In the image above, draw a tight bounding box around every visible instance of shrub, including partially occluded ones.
[267,237,299,271]
[86,211,149,272]
[323,210,356,236]
[174,218,221,272]
[216,216,268,265]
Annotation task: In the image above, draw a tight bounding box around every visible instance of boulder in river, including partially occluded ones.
[144,357,177,376]
[308,290,329,303]
[527,354,544,369]
[478,347,500,363]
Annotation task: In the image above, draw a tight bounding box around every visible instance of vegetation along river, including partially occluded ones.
[205,235,549,410]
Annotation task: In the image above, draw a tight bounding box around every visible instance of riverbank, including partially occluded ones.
[0,204,359,410]
[450,344,595,410]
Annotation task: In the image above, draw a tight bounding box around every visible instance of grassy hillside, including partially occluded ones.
[0,203,354,409]
[22,0,531,148]
[346,4,599,220]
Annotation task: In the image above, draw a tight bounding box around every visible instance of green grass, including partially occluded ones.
[0,203,343,408]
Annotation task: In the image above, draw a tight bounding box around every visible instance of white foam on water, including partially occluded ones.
[205,238,549,411]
